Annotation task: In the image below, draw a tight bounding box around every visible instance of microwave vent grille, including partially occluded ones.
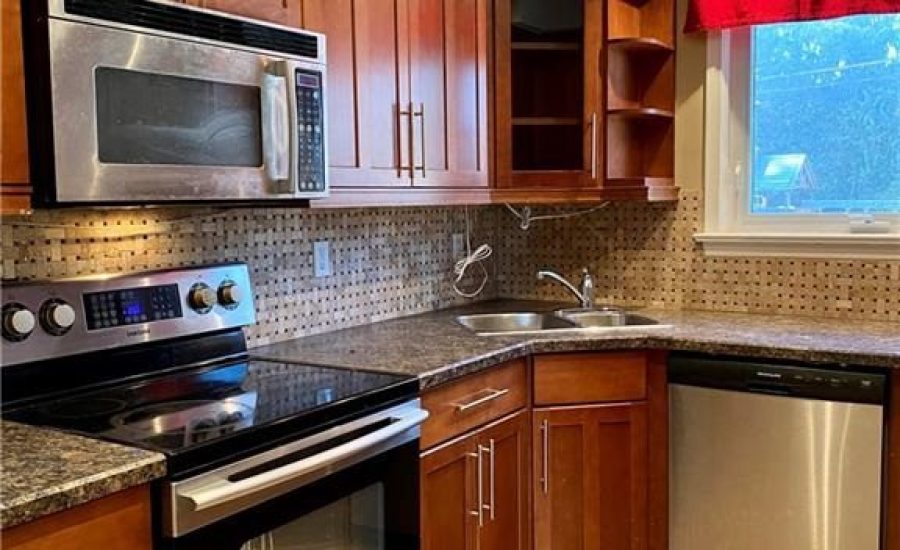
[63,0,320,60]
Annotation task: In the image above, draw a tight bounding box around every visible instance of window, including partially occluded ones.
[699,14,900,259]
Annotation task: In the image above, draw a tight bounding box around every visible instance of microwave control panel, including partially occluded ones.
[295,70,326,192]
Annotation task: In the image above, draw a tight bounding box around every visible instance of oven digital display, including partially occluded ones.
[83,284,182,330]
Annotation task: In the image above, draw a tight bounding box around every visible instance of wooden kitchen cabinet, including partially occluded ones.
[533,403,648,550]
[421,411,530,550]
[1,0,32,215]
[492,0,604,200]
[307,0,491,207]
[2,485,152,550]
[184,0,302,27]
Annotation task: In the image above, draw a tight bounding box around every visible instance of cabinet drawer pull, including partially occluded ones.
[453,388,510,412]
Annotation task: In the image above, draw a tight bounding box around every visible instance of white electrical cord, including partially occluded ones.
[453,206,492,298]
[504,202,610,230]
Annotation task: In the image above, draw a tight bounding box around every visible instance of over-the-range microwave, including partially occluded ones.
[21,0,328,206]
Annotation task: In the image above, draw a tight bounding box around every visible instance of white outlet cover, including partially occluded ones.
[313,241,332,277]
[452,233,465,257]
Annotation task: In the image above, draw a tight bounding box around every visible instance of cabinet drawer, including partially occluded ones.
[421,359,527,449]
[534,352,647,405]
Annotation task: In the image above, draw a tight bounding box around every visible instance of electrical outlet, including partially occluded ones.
[452,233,465,257]
[313,241,332,278]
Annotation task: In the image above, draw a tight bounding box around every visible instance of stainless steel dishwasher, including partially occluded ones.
[669,354,886,550]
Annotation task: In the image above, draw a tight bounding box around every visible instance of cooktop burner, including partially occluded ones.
[5,359,416,476]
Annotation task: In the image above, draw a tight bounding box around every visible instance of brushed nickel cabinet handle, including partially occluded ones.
[540,419,549,495]
[414,103,426,178]
[398,104,413,178]
[466,451,481,524]
[453,388,510,413]
[590,111,598,180]
[475,446,485,527]
[488,438,496,521]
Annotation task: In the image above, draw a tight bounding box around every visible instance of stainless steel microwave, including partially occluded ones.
[21,0,328,205]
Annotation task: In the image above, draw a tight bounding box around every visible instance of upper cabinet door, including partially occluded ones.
[408,0,489,188]
[304,0,412,188]
[194,0,302,27]
[494,0,603,190]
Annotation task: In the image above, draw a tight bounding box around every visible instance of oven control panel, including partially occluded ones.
[1,264,255,366]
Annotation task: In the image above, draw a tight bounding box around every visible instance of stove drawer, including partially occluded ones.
[420,358,527,450]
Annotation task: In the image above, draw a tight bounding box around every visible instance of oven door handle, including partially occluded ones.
[181,407,429,512]
[261,63,291,186]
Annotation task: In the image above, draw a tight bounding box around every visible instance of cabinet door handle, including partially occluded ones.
[398,104,413,178]
[540,419,549,495]
[466,449,485,527]
[414,103,426,178]
[488,438,496,521]
[453,388,510,413]
[590,111,598,180]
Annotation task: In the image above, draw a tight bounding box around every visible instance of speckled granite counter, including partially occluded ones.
[252,300,900,388]
[1,421,166,529]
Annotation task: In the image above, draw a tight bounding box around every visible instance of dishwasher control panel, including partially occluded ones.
[669,354,886,405]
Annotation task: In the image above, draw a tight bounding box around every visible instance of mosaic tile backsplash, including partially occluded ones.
[1,207,498,347]
[493,189,900,322]
[1,189,897,352]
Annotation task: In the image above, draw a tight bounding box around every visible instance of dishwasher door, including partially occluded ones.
[670,366,885,550]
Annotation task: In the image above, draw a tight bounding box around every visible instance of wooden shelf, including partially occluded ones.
[512,117,581,126]
[607,107,674,119]
[511,41,581,51]
[607,37,673,52]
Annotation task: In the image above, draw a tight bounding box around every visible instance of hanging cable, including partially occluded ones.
[504,202,610,231]
[452,206,492,298]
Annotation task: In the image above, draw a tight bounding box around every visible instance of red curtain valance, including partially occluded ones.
[685,0,900,32]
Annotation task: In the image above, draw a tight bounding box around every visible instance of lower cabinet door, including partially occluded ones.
[421,410,530,550]
[534,403,648,550]
[421,431,478,550]
[475,411,530,550]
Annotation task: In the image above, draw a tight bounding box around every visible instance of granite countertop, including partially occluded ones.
[3,300,896,530]
[0,421,166,529]
[252,299,900,388]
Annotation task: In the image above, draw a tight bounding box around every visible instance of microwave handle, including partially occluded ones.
[261,67,291,185]
[181,407,429,512]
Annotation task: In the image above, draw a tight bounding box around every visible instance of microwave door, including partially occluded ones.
[46,18,299,203]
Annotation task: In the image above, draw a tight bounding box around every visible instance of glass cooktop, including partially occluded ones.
[5,359,416,475]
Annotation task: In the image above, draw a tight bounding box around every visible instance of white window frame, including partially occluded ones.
[696,26,900,260]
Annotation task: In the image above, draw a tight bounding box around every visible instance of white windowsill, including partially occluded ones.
[694,233,900,260]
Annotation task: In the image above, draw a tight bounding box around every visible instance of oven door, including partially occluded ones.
[46,18,323,203]
[162,401,427,550]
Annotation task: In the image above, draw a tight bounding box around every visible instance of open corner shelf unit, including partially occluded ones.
[605,0,676,199]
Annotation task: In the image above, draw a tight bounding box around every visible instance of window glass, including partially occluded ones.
[750,15,900,215]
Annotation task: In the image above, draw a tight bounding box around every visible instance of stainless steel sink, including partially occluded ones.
[555,308,660,328]
[455,308,664,335]
[455,312,578,334]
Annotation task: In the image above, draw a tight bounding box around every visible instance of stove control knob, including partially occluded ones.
[217,281,242,308]
[2,304,36,341]
[40,300,76,335]
[188,283,217,313]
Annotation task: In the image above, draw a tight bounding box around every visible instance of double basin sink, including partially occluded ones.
[456,307,663,336]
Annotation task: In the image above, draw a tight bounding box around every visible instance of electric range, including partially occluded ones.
[1,264,425,549]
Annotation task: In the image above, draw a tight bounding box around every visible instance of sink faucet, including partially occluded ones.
[536,267,595,309]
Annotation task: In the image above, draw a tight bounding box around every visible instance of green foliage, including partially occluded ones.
[751,14,900,212]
